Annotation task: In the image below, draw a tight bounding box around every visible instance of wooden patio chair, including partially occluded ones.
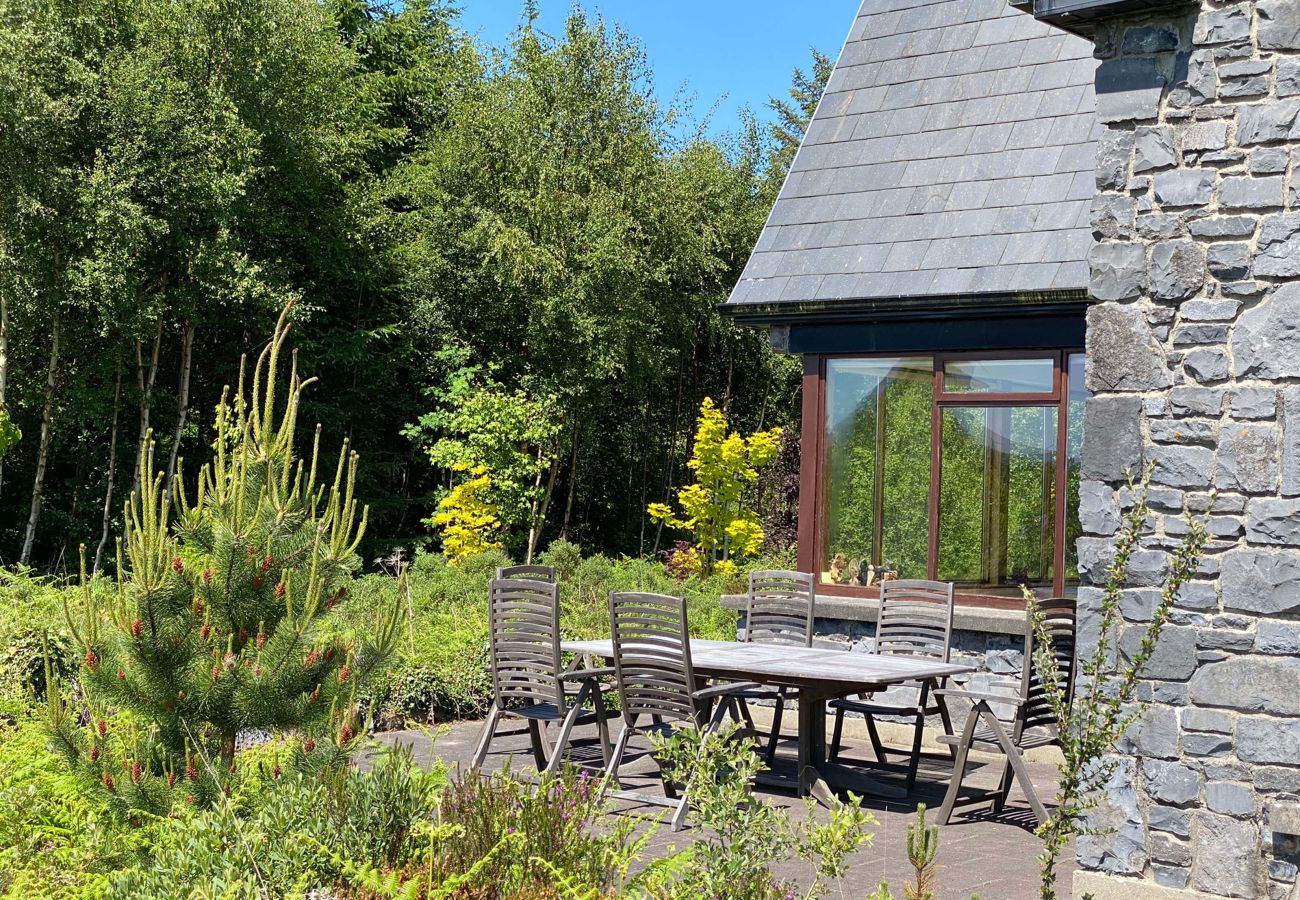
[471,577,611,775]
[734,570,816,764]
[827,579,955,792]
[603,592,758,831]
[936,597,1076,826]
[496,564,556,582]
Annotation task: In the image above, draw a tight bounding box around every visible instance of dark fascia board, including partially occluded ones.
[1013,0,1192,39]
[716,289,1091,328]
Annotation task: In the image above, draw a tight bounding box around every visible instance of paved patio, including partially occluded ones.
[377,712,1073,899]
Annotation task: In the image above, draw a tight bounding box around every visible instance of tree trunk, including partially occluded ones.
[93,361,124,574]
[559,425,580,540]
[129,319,163,499]
[20,313,59,565]
[0,290,9,500]
[164,320,195,494]
[526,452,561,563]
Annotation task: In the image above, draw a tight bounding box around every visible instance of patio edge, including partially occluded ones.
[1074,872,1217,900]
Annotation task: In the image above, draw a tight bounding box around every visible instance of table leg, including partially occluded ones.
[797,692,908,805]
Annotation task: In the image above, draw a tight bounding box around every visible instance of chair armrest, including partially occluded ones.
[934,687,1023,706]
[561,667,616,682]
[692,681,762,700]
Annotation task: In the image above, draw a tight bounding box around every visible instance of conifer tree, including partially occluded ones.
[49,304,402,812]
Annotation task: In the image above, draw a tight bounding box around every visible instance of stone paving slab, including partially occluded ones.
[376,715,1073,899]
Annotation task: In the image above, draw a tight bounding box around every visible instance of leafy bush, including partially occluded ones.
[103,741,446,898]
[0,700,135,899]
[647,722,874,899]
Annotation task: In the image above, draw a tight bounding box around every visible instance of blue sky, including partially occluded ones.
[454,2,854,137]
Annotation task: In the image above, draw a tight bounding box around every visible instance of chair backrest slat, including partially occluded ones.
[496,564,557,583]
[874,579,954,662]
[488,578,564,711]
[744,570,816,647]
[610,592,695,724]
[1020,597,1077,734]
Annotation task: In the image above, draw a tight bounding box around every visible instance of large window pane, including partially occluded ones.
[938,406,1058,593]
[822,358,931,585]
[1064,353,1088,589]
[944,358,1054,394]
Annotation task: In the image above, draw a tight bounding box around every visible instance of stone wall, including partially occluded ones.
[734,611,1030,723]
[1080,2,1300,897]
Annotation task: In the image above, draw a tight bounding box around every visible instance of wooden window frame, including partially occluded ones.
[799,350,1083,610]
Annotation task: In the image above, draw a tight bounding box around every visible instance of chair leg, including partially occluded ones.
[936,687,956,759]
[601,723,633,795]
[980,712,1049,825]
[734,697,758,741]
[903,709,925,793]
[938,703,982,826]
[765,689,786,765]
[527,719,548,770]
[864,713,887,762]
[829,706,846,763]
[594,688,612,769]
[545,685,589,776]
[991,756,1015,814]
[471,706,504,770]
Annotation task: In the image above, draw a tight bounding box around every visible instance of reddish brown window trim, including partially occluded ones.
[798,350,1085,610]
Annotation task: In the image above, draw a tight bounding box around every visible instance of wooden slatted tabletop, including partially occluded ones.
[562,638,976,802]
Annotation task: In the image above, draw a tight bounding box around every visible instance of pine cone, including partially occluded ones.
[338,665,352,684]
[131,760,142,784]
[303,738,316,754]
[172,557,184,573]
[90,745,100,763]
[130,619,143,639]
[102,773,115,792]
[96,719,107,738]
[185,764,199,781]
[84,648,100,672]
[274,581,286,600]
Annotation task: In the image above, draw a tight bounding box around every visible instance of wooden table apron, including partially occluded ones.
[560,638,976,803]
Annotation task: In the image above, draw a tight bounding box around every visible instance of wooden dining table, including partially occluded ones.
[561,638,975,804]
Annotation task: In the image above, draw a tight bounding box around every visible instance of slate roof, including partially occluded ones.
[727,0,1100,310]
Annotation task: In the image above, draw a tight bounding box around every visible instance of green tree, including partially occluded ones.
[50,308,402,812]
[408,376,563,561]
[648,398,781,577]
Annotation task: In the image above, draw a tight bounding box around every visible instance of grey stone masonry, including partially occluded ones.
[1078,3,1300,898]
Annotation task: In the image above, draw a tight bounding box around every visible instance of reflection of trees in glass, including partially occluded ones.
[825,379,877,566]
[824,363,930,579]
[1064,397,1086,582]
[1006,408,1056,586]
[938,409,984,582]
[822,354,1090,594]
[941,407,1057,589]
[880,377,930,579]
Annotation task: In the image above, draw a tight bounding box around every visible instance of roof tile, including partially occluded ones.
[728,0,1097,307]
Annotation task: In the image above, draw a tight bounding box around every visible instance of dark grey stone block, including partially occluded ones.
[1231,282,1300,377]
[1153,168,1215,207]
[1259,0,1300,51]
[1097,57,1166,124]
[1081,396,1144,482]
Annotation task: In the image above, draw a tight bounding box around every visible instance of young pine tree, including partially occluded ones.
[50,305,402,812]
